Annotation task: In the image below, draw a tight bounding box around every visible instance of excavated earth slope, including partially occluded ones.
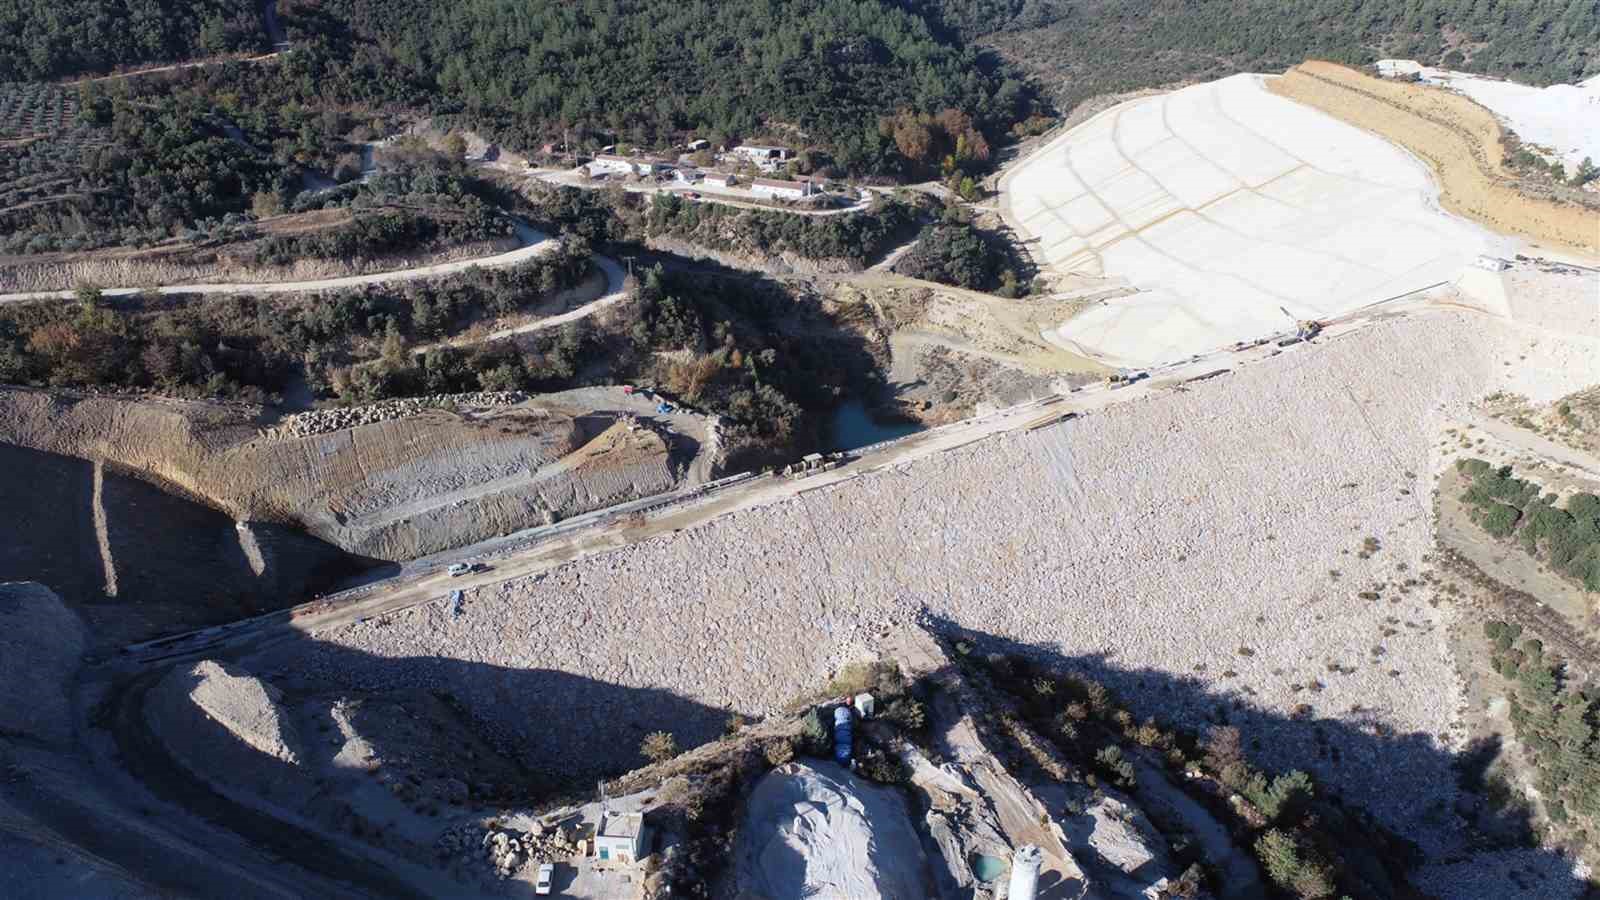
[0,441,357,628]
[0,391,681,564]
[1270,62,1600,254]
[274,310,1600,857]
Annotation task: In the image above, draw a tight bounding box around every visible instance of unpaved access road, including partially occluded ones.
[0,221,572,304]
[409,254,629,355]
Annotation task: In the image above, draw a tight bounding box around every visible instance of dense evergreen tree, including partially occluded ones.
[0,0,263,80]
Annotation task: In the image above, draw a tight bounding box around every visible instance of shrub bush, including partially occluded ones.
[884,698,926,732]
[1243,770,1315,825]
[764,738,796,768]
[640,731,680,764]
[1255,829,1336,899]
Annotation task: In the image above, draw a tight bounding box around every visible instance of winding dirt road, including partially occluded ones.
[0,221,567,304]
[408,254,630,355]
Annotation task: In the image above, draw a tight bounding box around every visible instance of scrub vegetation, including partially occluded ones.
[1457,458,1600,590]
[0,243,593,401]
[963,644,1420,899]
[0,0,265,80]
[1481,619,1600,862]
[526,183,924,268]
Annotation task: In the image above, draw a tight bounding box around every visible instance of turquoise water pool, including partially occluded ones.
[829,401,922,450]
[971,853,1007,883]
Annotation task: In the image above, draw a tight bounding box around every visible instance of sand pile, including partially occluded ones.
[0,582,85,745]
[737,762,932,899]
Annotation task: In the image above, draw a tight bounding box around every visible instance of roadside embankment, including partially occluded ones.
[1269,62,1599,254]
[0,235,522,294]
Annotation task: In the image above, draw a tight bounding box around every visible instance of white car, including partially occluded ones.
[447,563,471,577]
[535,863,554,895]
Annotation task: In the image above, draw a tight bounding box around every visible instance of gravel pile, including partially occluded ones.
[0,582,84,745]
[262,392,529,440]
[278,312,1600,855]
[145,659,314,806]
[738,762,931,900]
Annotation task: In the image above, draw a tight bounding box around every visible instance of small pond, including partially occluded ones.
[828,400,922,450]
[971,853,1008,883]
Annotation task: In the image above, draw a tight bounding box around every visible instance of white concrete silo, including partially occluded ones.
[1007,844,1041,900]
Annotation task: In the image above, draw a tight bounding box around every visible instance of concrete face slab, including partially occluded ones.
[1005,74,1514,366]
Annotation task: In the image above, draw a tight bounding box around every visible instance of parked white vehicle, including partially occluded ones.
[535,863,554,895]
[447,563,471,577]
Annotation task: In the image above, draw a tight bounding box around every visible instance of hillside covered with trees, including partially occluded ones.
[0,0,265,80]
[963,0,1600,110]
[2,0,1595,253]
[279,0,1037,175]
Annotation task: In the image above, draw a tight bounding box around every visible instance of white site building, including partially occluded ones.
[586,154,636,177]
[731,144,793,172]
[594,811,646,866]
[751,177,818,201]
[586,155,674,178]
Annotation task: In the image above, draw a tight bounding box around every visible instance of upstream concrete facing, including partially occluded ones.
[1001,73,1511,366]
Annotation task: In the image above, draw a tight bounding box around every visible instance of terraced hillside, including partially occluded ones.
[0,388,695,564]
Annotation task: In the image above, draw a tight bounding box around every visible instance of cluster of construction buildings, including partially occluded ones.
[583,143,823,202]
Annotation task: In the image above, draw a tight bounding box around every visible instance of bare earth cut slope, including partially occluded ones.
[1269,61,1600,256]
[0,389,686,564]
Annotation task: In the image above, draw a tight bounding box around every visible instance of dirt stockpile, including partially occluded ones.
[0,389,683,561]
[0,582,85,744]
[1269,62,1598,254]
[145,659,315,807]
[282,311,1600,850]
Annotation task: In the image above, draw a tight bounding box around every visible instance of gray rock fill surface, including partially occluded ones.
[280,312,1600,850]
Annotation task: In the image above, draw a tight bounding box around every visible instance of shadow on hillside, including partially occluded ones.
[268,634,747,790]
[0,444,387,642]
[921,614,1589,898]
[113,624,749,899]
